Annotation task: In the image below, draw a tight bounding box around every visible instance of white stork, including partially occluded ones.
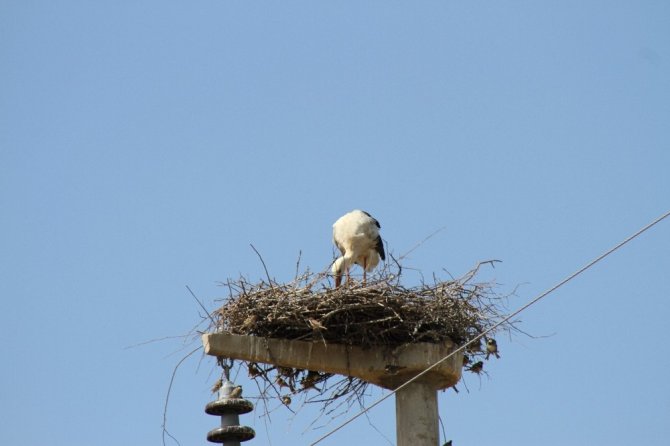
[331,209,386,287]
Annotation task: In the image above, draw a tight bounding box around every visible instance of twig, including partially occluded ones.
[250,243,273,284]
[438,414,447,444]
[123,334,192,350]
[459,259,501,284]
[163,346,201,446]
[186,285,217,327]
[388,252,402,280]
[295,250,302,279]
[399,226,447,260]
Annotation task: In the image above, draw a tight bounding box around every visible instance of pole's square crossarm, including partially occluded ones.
[202,332,462,390]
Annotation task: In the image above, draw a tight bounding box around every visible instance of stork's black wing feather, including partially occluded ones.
[361,210,381,228]
[375,235,386,261]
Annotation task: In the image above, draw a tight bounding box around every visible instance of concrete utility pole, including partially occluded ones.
[202,333,462,446]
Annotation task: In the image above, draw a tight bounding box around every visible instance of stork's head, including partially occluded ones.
[332,257,346,288]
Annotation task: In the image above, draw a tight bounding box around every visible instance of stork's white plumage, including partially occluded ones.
[332,209,386,287]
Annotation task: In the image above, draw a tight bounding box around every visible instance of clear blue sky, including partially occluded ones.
[2,2,669,445]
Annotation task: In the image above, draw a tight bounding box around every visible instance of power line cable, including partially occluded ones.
[310,209,670,445]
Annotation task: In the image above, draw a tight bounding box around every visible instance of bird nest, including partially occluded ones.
[207,261,515,416]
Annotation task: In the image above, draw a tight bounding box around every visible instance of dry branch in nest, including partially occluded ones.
[209,261,514,417]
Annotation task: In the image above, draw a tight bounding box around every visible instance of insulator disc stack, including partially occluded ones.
[205,381,255,445]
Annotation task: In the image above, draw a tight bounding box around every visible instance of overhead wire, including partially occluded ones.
[310,209,670,445]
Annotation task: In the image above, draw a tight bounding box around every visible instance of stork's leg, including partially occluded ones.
[363,258,367,286]
[335,273,342,288]
[345,268,350,286]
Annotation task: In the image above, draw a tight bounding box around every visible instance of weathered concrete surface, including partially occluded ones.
[396,381,439,446]
[202,332,462,390]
